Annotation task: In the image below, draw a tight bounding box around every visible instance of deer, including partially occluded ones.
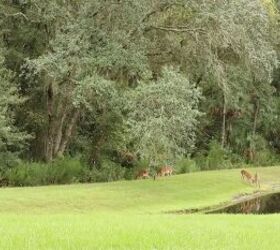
[136,169,150,179]
[156,166,173,177]
[241,169,260,188]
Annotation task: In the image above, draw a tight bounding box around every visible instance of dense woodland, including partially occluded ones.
[1,0,280,186]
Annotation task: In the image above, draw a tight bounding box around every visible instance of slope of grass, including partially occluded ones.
[0,166,280,249]
[0,168,256,214]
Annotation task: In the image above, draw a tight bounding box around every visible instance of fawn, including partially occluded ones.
[241,169,260,188]
[157,166,173,177]
[136,169,150,179]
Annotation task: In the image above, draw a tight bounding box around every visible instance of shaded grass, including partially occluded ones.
[0,166,279,249]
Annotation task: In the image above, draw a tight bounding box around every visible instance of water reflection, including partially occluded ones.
[209,193,280,214]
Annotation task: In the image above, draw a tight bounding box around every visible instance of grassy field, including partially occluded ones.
[1,167,280,249]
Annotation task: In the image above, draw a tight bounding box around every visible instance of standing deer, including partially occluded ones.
[157,166,173,177]
[136,169,150,179]
[241,169,260,188]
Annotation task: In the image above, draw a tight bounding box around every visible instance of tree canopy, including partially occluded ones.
[0,0,279,178]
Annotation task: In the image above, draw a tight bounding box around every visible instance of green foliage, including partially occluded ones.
[86,159,126,183]
[2,157,132,187]
[0,53,30,165]
[0,0,280,181]
[135,159,150,171]
[175,157,199,174]
[253,149,280,166]
[126,67,202,166]
[6,158,83,186]
[193,152,208,171]
[194,141,233,171]
[247,135,280,166]
[0,152,21,172]
[206,141,229,170]
[194,138,280,170]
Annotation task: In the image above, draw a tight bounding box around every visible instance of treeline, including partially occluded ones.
[0,0,280,186]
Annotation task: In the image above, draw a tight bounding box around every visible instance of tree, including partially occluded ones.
[0,52,29,167]
[20,0,154,162]
[126,67,202,166]
[0,0,279,169]
[143,0,277,148]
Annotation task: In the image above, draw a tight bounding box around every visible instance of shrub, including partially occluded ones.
[135,159,150,170]
[193,152,207,171]
[123,168,135,180]
[253,149,280,167]
[6,158,84,187]
[87,158,126,183]
[46,158,83,184]
[0,152,21,172]
[6,162,46,186]
[135,158,150,173]
[205,141,228,170]
[194,141,234,171]
[175,157,199,174]
[244,135,280,167]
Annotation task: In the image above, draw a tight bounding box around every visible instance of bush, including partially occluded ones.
[193,152,207,171]
[205,141,228,170]
[47,158,83,184]
[253,149,280,167]
[84,158,126,183]
[4,156,130,187]
[135,158,150,173]
[123,168,135,180]
[0,152,21,172]
[6,158,84,187]
[6,162,45,186]
[194,141,235,171]
[175,157,199,174]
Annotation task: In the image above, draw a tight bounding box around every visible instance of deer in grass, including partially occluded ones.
[136,169,150,179]
[241,169,260,188]
[156,166,173,177]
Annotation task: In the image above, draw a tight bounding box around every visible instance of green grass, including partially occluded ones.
[1,167,280,249]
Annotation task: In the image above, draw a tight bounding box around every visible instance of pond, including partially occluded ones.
[207,192,280,214]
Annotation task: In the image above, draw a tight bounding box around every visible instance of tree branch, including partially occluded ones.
[148,26,206,34]
[2,12,28,21]
[127,3,178,38]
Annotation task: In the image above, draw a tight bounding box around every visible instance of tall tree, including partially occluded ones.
[126,67,202,166]
[0,51,29,167]
[143,0,277,148]
[0,0,278,165]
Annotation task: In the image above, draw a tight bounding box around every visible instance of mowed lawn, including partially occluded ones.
[0,167,280,249]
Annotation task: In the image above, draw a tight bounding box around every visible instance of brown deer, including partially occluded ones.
[241,169,260,188]
[157,166,173,177]
[136,169,150,179]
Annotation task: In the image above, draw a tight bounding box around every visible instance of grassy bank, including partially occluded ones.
[0,167,279,249]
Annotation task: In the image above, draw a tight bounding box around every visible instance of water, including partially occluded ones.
[208,192,280,214]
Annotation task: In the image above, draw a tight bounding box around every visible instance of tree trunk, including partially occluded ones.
[56,109,80,157]
[45,82,54,162]
[221,96,227,148]
[252,99,260,138]
[249,98,260,162]
[53,108,68,157]
[43,84,79,161]
[226,119,232,147]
